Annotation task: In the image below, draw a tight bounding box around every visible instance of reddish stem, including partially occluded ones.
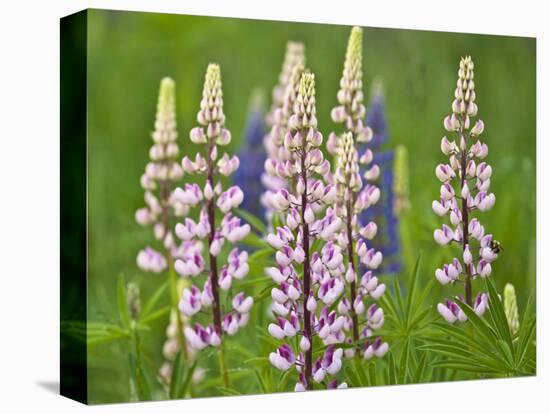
[300,150,313,390]
[345,198,360,345]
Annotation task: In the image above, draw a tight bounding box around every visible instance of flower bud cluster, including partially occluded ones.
[262,43,306,221]
[135,78,187,272]
[159,308,205,386]
[433,56,498,321]
[328,27,374,155]
[504,283,519,335]
[175,64,253,349]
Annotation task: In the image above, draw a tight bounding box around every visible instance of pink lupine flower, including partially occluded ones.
[265,72,347,391]
[174,64,253,387]
[269,344,296,371]
[135,78,199,375]
[262,42,306,222]
[136,247,168,274]
[135,78,187,273]
[432,56,498,318]
[328,26,388,363]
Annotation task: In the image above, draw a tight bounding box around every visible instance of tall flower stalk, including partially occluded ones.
[433,56,497,322]
[135,77,190,361]
[262,42,305,222]
[174,64,253,387]
[329,26,388,359]
[234,91,267,219]
[265,72,347,391]
[503,283,519,335]
[360,82,406,274]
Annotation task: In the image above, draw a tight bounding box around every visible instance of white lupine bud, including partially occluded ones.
[463,245,473,265]
[300,336,311,351]
[304,206,315,224]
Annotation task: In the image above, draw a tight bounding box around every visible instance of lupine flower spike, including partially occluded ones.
[360,82,404,274]
[329,26,388,360]
[135,77,185,272]
[175,64,253,386]
[135,77,191,365]
[504,283,519,335]
[234,90,267,219]
[433,56,498,322]
[393,145,411,216]
[262,42,306,222]
[265,72,347,391]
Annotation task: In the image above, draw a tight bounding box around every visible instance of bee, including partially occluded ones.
[489,239,503,254]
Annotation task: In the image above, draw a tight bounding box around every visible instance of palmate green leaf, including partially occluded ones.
[226,342,256,360]
[179,360,198,398]
[455,299,519,366]
[216,386,242,396]
[455,301,497,345]
[411,351,428,383]
[240,232,269,249]
[131,353,153,401]
[430,361,501,375]
[433,323,513,370]
[200,369,250,391]
[278,368,295,392]
[140,280,169,320]
[88,332,131,346]
[420,342,506,373]
[380,290,401,328]
[515,317,536,369]
[234,207,267,235]
[399,339,411,383]
[253,369,269,393]
[117,274,131,329]
[432,322,496,359]
[85,321,131,345]
[237,275,272,290]
[169,351,183,399]
[405,254,422,326]
[389,353,397,385]
[138,306,170,326]
[244,356,270,366]
[248,248,273,264]
[495,339,515,369]
[392,278,406,320]
[345,366,361,387]
[420,342,474,360]
[253,284,274,304]
[353,359,368,387]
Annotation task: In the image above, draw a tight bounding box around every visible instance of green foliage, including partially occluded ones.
[422,279,536,377]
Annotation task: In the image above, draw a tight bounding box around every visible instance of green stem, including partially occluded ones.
[168,263,189,363]
[218,339,230,388]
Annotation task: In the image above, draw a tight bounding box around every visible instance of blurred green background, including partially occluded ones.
[85,9,536,403]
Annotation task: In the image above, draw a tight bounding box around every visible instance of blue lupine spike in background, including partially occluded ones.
[234,89,267,221]
[366,78,389,149]
[360,80,402,275]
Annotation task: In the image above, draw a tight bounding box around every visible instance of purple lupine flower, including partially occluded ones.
[360,83,405,275]
[433,56,498,321]
[175,64,253,386]
[135,78,201,382]
[234,93,267,219]
[265,72,347,391]
[365,80,389,149]
[329,27,388,361]
[261,42,306,223]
